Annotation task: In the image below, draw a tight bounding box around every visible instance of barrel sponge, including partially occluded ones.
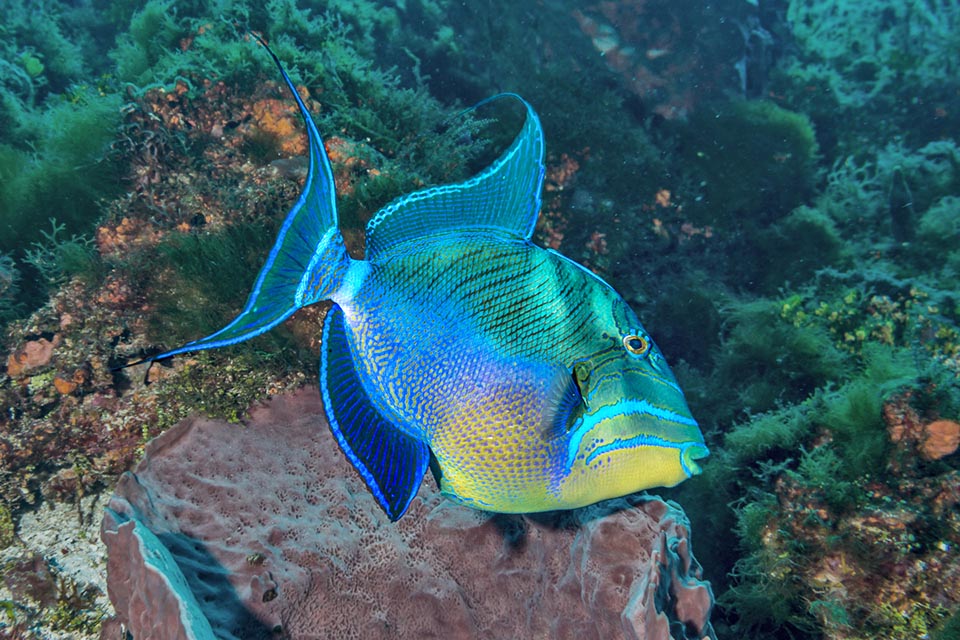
[100,515,217,640]
[101,387,715,639]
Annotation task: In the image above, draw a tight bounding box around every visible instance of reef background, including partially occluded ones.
[1,0,959,638]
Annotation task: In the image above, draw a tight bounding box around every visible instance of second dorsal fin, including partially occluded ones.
[364,94,546,258]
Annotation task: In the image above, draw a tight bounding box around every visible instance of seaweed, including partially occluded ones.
[0,86,121,327]
[712,299,849,419]
[648,274,724,370]
[725,404,812,467]
[0,0,87,101]
[818,380,888,480]
[0,88,122,254]
[22,219,101,291]
[677,99,819,228]
[721,495,816,638]
[0,2,957,639]
[141,221,280,348]
[111,0,186,85]
[0,502,15,550]
[0,252,21,324]
[935,608,960,640]
[0,552,105,635]
[744,206,846,294]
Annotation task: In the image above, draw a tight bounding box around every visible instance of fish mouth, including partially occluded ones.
[681,443,710,477]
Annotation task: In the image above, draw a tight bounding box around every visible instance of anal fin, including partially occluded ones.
[320,305,429,520]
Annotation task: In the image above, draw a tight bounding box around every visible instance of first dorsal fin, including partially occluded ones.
[364,94,546,259]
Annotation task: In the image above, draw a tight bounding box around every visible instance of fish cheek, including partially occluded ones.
[558,414,693,506]
[560,441,690,506]
[601,444,691,492]
[572,361,591,401]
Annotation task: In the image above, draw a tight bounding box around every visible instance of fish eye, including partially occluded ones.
[622,334,650,356]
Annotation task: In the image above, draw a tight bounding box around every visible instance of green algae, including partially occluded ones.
[154,353,300,429]
[722,503,816,637]
[918,196,960,255]
[721,344,921,498]
[744,206,845,294]
[0,86,122,330]
[111,0,185,85]
[0,553,106,636]
[712,299,849,417]
[0,503,15,550]
[44,576,103,635]
[725,405,811,466]
[0,252,20,323]
[935,608,960,640]
[22,219,101,292]
[817,383,887,480]
[684,273,959,639]
[144,222,279,347]
[0,88,122,256]
[649,277,723,370]
[678,99,819,227]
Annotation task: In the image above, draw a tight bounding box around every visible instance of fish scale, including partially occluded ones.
[378,234,597,360]
[142,38,709,520]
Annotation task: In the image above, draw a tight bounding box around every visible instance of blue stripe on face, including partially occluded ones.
[565,399,699,471]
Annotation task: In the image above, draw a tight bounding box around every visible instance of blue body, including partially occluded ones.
[148,40,708,520]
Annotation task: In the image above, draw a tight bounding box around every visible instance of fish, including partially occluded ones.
[145,38,709,521]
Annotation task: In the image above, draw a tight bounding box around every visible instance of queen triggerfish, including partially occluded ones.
[144,38,709,520]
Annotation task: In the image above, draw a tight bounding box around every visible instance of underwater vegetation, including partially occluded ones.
[0,0,957,638]
[576,0,960,637]
[775,0,960,155]
[678,99,820,229]
[572,0,774,119]
[0,0,491,335]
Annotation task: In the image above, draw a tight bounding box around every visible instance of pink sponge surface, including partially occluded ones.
[101,387,714,639]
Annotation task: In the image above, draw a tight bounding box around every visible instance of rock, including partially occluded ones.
[6,334,60,377]
[14,493,110,597]
[2,552,59,608]
[0,492,113,637]
[922,419,960,461]
[885,391,960,464]
[54,376,78,395]
[101,388,715,639]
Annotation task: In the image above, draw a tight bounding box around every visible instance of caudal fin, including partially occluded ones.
[145,36,349,363]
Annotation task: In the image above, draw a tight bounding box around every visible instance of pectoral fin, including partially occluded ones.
[320,305,429,520]
[540,366,586,441]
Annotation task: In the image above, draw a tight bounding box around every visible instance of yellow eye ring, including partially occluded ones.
[623,334,650,356]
